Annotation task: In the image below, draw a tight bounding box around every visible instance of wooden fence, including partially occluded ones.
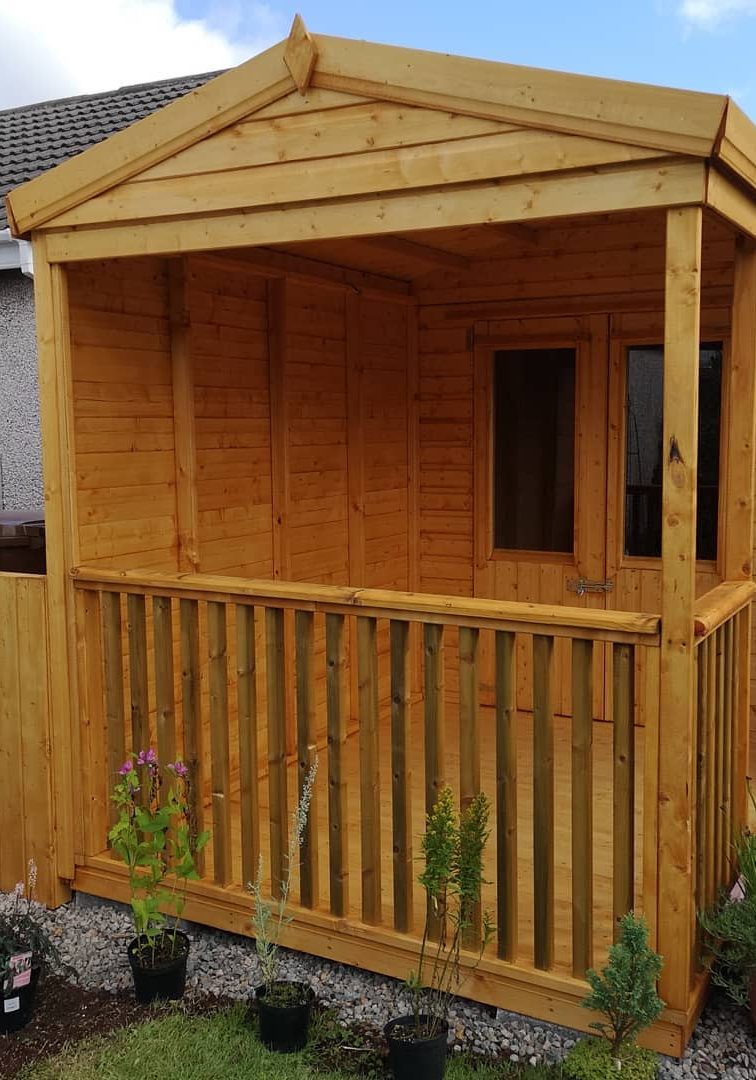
[693,582,754,933]
[70,566,670,1033]
[0,573,62,905]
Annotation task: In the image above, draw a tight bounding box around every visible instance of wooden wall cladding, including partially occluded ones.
[68,258,179,571]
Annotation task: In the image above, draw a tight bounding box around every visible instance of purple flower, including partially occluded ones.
[119,759,134,776]
[173,761,188,778]
[136,748,158,767]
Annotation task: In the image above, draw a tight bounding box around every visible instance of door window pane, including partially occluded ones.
[624,343,722,559]
[493,348,575,552]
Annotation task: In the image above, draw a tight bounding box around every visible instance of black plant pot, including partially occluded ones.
[0,965,40,1035]
[255,981,315,1052]
[127,930,189,1005]
[385,1014,449,1080]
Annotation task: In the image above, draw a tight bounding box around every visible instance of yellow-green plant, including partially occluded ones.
[407,785,494,1037]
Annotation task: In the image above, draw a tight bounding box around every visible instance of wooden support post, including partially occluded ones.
[126,594,149,754]
[460,625,481,946]
[169,258,200,572]
[658,205,701,1009]
[496,630,517,962]
[612,643,635,930]
[153,596,176,766]
[533,633,555,971]
[571,638,593,977]
[266,607,288,898]
[237,604,259,888]
[423,623,446,813]
[180,598,205,877]
[208,601,231,886]
[724,238,756,823]
[101,592,125,823]
[390,619,413,933]
[358,615,382,925]
[295,609,319,909]
[326,613,349,917]
[32,240,77,898]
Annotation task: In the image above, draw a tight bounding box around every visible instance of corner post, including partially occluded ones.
[657,206,701,1011]
[32,235,79,903]
[724,237,756,828]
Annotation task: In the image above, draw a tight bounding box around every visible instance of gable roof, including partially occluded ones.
[0,70,220,231]
[7,17,756,239]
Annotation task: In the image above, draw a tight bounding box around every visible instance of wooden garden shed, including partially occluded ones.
[6,15,756,1055]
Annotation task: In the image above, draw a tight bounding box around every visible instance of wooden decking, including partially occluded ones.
[222,705,647,976]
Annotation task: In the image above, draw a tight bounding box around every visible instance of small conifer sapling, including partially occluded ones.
[582,911,664,1060]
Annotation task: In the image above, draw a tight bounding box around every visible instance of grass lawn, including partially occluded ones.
[19,1003,563,1080]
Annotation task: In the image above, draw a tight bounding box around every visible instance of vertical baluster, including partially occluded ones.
[295,609,319,909]
[459,625,481,946]
[101,591,125,822]
[613,643,635,931]
[533,633,554,971]
[423,623,445,812]
[153,596,176,766]
[424,622,445,939]
[722,619,734,882]
[715,628,726,887]
[326,613,348,917]
[79,589,106,853]
[390,620,412,933]
[358,615,381,925]
[734,609,748,843]
[237,604,259,888]
[695,639,709,923]
[705,634,717,906]
[571,638,593,977]
[266,607,288,899]
[126,593,149,753]
[180,598,205,876]
[495,630,517,962]
[208,601,231,885]
[641,645,661,951]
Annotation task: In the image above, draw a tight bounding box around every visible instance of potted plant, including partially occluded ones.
[247,758,318,1052]
[0,859,73,1033]
[563,911,664,1079]
[699,820,756,1022]
[108,749,209,1004]
[385,785,493,1080]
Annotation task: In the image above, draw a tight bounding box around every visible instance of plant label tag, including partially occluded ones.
[3,997,20,1014]
[10,952,32,989]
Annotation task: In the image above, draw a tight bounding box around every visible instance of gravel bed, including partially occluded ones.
[2,890,754,1077]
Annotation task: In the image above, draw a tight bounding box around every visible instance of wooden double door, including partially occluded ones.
[473,312,723,719]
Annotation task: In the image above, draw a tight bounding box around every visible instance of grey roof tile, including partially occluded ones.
[0,70,222,231]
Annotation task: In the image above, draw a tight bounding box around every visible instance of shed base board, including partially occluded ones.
[74,854,705,1058]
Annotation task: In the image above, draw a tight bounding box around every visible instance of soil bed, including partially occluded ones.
[0,976,228,1079]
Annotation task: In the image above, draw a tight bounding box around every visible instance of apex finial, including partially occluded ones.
[285,14,318,94]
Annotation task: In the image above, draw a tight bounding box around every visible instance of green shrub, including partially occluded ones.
[582,912,664,1057]
[563,1038,658,1080]
[699,827,756,1007]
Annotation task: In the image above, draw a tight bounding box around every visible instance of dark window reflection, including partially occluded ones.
[624,343,722,560]
[494,348,575,553]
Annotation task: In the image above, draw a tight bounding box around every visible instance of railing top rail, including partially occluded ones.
[693,580,756,641]
[72,566,661,644]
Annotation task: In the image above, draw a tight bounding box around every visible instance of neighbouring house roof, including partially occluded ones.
[0,70,222,232]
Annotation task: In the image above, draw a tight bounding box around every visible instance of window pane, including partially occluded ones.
[624,343,722,560]
[493,348,575,552]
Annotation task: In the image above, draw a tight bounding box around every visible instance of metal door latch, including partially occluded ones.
[567,578,614,597]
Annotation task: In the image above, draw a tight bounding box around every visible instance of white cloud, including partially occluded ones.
[679,0,756,28]
[0,1,286,109]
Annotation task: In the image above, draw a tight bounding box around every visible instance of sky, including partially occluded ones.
[2,1,756,111]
